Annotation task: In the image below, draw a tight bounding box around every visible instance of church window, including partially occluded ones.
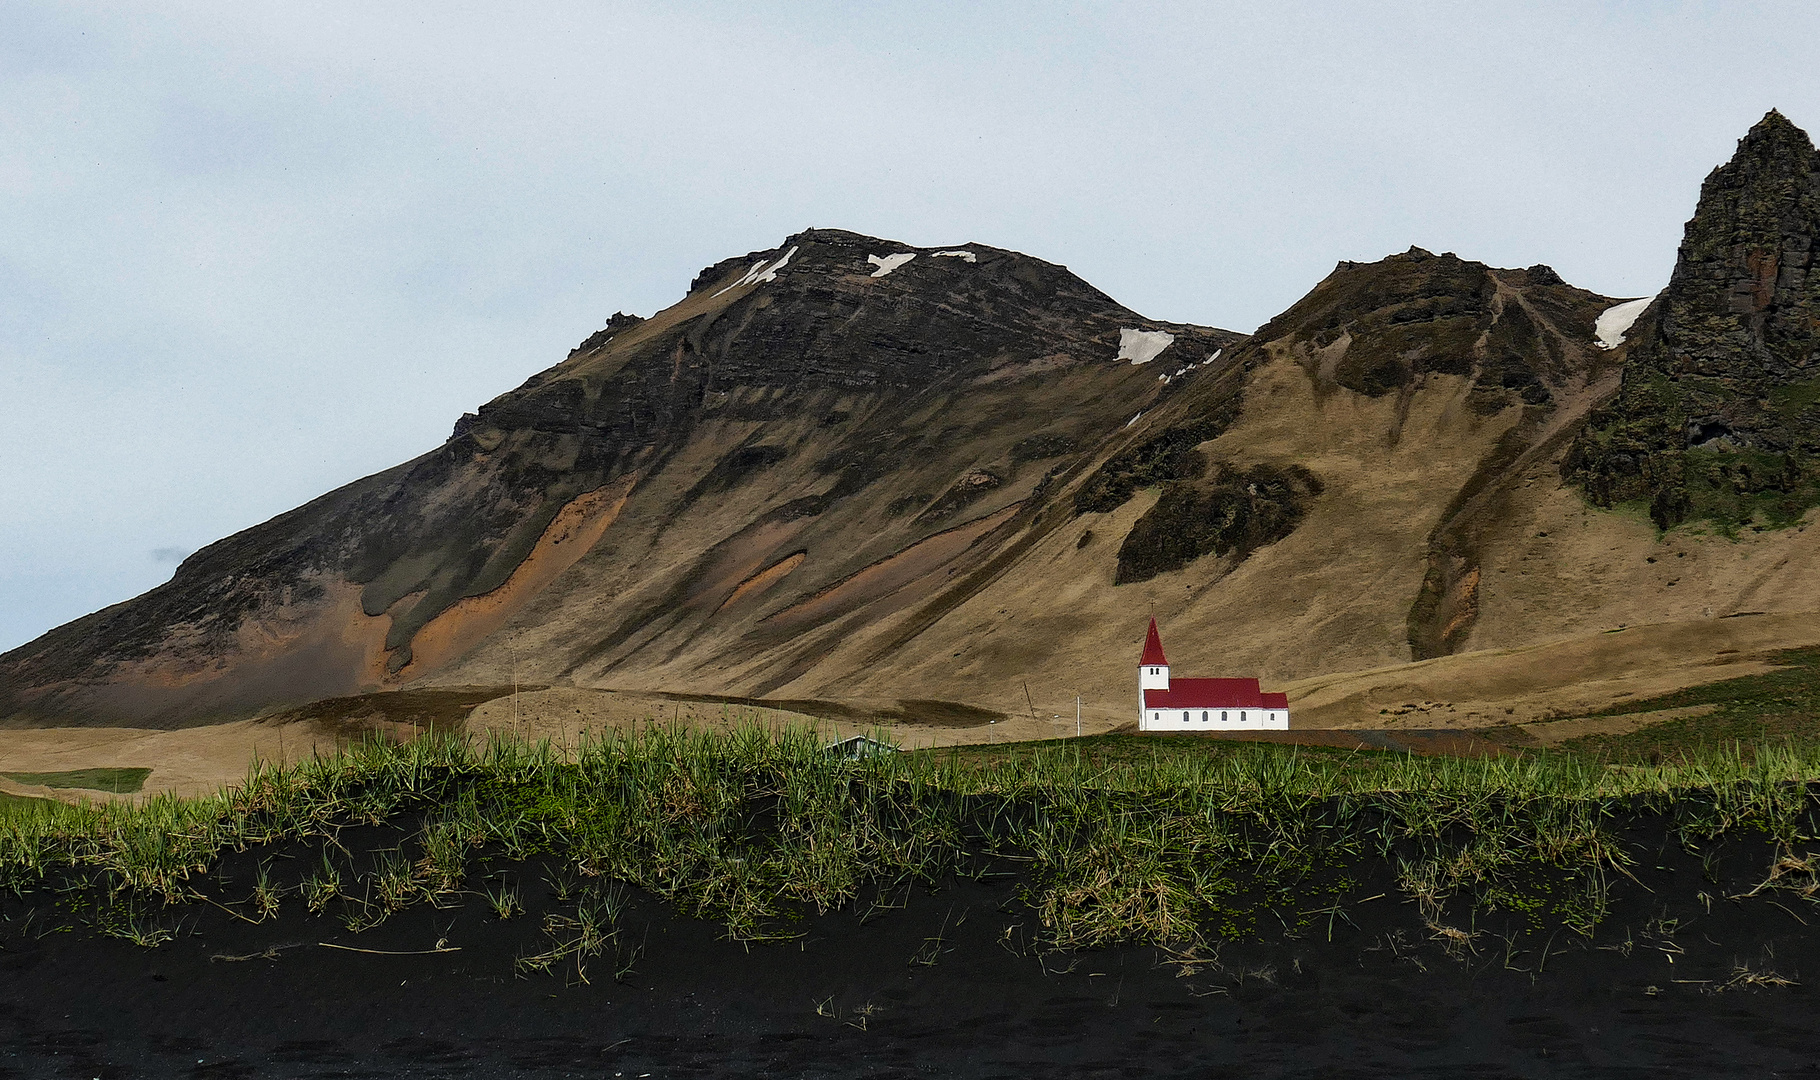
[1201,711,1208,721]
[1221,711,1227,721]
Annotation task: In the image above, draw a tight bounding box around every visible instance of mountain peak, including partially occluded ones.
[1741,108,1811,149]
[0,227,1242,725]
[1702,108,1818,207]
[1566,109,1820,529]
[1253,246,1610,408]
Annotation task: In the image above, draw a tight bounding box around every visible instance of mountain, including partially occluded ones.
[0,232,1234,725]
[1567,110,1820,530]
[7,114,1820,731]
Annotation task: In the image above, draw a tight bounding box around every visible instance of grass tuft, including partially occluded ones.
[6,724,1820,953]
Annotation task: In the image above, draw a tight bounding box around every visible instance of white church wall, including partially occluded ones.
[1141,707,1289,731]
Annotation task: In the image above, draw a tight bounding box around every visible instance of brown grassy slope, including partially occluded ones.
[748,252,1642,720]
[1285,611,1820,728]
[796,354,1527,717]
[762,250,1819,727]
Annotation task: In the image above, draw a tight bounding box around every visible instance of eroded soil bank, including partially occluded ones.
[3,818,1817,1079]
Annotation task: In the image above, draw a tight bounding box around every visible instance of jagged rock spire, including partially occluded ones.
[1672,109,1820,355]
[1566,110,1820,529]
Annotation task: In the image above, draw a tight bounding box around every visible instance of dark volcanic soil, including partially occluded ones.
[4,834,1819,1078]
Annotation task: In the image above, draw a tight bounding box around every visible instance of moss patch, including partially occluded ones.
[0,768,151,794]
[1072,417,1235,516]
[1113,463,1323,584]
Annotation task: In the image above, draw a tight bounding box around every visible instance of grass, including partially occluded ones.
[923,733,1387,772]
[4,724,1820,956]
[0,767,152,794]
[1564,647,1820,763]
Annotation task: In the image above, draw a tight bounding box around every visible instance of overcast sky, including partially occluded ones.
[3,1,1818,653]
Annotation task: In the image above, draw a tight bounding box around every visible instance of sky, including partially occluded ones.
[3,1,1819,653]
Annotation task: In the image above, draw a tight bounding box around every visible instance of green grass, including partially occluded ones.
[0,790,48,811]
[929,732,1409,765]
[1564,647,1820,763]
[1770,376,1820,419]
[0,767,151,794]
[4,725,1820,953]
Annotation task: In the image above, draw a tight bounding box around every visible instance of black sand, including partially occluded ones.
[5,835,1819,1078]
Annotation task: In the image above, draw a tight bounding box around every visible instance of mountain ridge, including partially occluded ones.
[0,230,1240,726]
[8,113,1820,731]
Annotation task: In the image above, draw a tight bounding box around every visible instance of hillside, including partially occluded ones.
[0,232,1233,726]
[5,113,1820,733]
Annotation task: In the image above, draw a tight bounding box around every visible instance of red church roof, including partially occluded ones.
[1140,618,1168,666]
[1144,677,1268,710]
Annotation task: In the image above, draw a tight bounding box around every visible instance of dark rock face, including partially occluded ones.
[1567,110,1820,529]
[1072,416,1238,516]
[1259,248,1610,413]
[568,311,645,356]
[677,230,1222,392]
[1113,463,1324,585]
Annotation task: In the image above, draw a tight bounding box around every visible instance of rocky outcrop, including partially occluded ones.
[568,311,645,356]
[1255,247,1611,415]
[1073,415,1239,515]
[1113,463,1324,585]
[1567,110,1820,529]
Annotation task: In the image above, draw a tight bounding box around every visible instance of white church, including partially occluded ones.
[1138,618,1290,731]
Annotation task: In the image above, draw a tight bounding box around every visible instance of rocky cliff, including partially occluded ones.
[1567,110,1820,530]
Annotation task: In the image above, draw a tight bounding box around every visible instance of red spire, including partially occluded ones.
[1140,618,1168,667]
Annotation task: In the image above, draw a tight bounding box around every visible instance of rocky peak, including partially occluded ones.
[604,229,1233,398]
[1253,246,1610,409]
[1672,109,1820,369]
[569,311,646,356]
[1566,110,1820,529]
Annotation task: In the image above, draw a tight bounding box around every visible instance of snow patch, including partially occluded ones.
[753,246,797,284]
[867,252,916,278]
[713,246,800,297]
[1126,412,1143,427]
[1117,328,1176,365]
[1595,296,1654,350]
[932,250,977,263]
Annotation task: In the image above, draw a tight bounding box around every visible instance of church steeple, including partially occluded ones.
[1139,618,1169,692]
[1140,617,1168,667]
